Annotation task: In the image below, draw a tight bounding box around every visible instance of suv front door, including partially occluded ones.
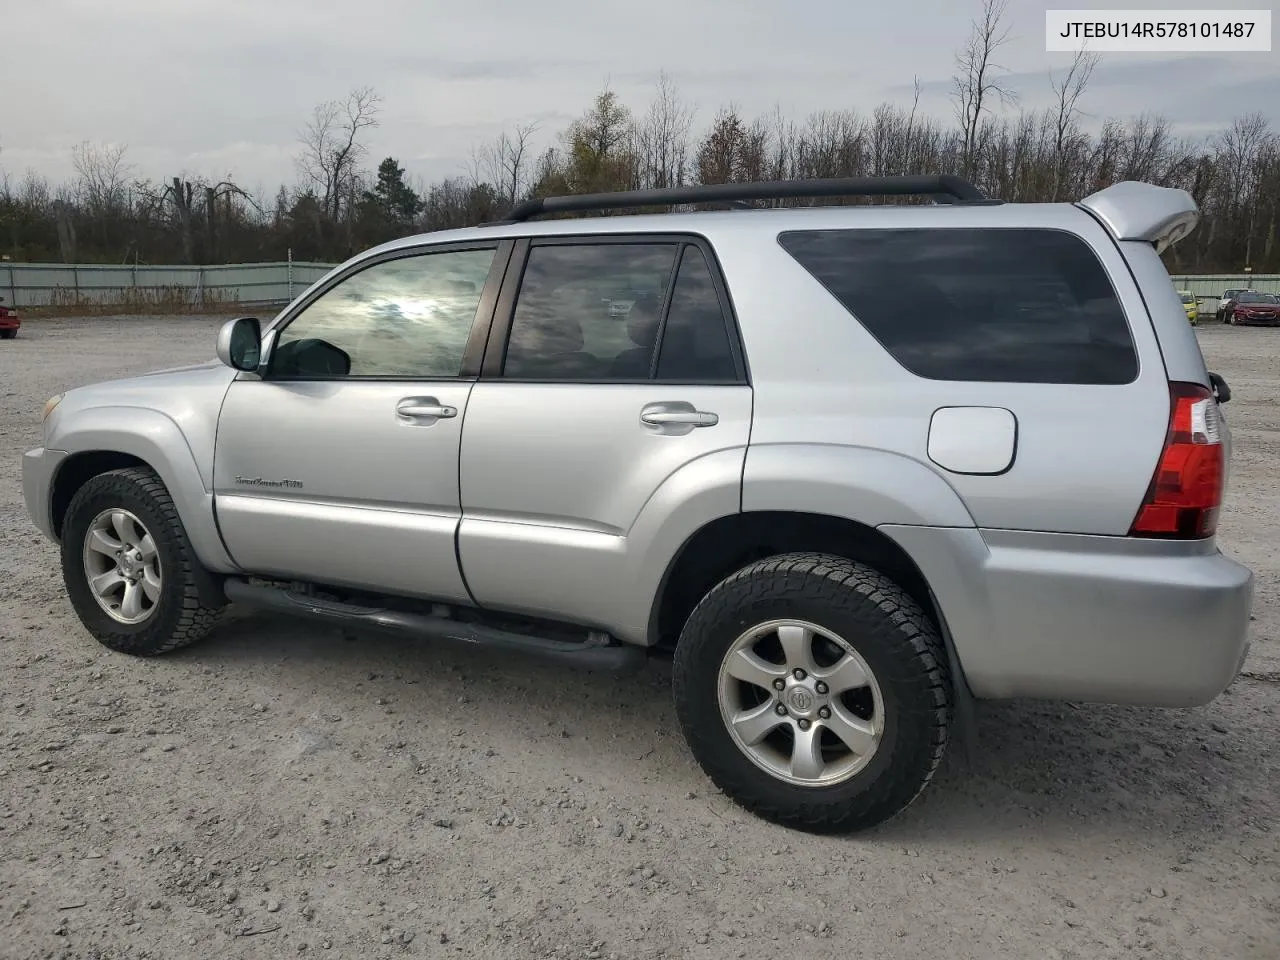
[456,236,753,640]
[212,241,508,600]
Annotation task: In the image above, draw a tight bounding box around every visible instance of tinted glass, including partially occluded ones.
[778,228,1139,384]
[503,243,679,380]
[272,248,495,378]
[1239,292,1277,303]
[655,246,737,381]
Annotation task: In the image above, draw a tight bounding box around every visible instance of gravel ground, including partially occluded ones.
[1,316,1278,960]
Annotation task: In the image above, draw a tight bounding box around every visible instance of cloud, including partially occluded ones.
[2,0,1274,190]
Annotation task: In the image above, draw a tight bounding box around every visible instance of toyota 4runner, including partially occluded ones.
[22,175,1255,832]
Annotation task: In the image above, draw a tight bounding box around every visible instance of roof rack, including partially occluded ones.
[485,174,998,225]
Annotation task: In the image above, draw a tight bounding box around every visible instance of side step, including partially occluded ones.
[222,578,648,673]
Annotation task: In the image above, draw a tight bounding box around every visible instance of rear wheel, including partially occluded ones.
[672,552,951,833]
[61,466,223,655]
[0,329,16,339]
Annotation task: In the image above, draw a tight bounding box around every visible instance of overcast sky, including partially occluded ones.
[3,0,1276,198]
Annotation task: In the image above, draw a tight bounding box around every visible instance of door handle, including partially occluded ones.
[640,407,719,427]
[396,397,457,421]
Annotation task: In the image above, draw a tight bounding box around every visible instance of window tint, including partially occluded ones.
[655,246,737,381]
[777,228,1139,384]
[271,247,495,378]
[503,243,678,380]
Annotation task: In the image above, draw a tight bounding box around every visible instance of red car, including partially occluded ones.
[0,297,18,339]
[1225,291,1280,326]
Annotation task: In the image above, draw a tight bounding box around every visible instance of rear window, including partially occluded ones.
[777,227,1139,384]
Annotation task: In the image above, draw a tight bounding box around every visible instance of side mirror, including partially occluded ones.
[1208,371,1231,404]
[216,317,262,372]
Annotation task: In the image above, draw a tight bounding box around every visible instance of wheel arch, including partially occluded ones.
[649,510,942,651]
[47,407,239,579]
[51,451,149,539]
[648,510,978,761]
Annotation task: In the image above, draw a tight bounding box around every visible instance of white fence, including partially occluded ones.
[0,260,337,309]
[0,260,1274,311]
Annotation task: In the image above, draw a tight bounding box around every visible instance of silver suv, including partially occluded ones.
[22,176,1254,832]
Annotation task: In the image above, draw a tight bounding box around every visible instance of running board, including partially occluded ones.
[222,578,648,672]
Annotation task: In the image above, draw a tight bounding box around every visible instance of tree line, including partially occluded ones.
[2,1,1277,274]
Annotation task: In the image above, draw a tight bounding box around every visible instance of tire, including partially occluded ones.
[60,466,224,655]
[672,552,951,833]
[0,329,15,339]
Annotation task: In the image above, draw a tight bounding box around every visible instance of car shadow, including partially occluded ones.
[174,608,1272,845]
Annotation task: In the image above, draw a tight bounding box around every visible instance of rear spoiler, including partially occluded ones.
[1076,181,1199,254]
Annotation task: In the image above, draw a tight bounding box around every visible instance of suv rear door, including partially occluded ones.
[455,234,752,638]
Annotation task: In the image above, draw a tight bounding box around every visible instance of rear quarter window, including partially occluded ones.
[776,227,1139,385]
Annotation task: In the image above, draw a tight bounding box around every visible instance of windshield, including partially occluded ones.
[1238,292,1278,304]
[1224,289,1243,298]
[1179,293,1194,303]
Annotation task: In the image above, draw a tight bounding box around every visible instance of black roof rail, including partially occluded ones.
[484,175,998,225]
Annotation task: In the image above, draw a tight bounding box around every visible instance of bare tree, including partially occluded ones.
[634,71,696,189]
[904,76,923,174]
[1217,113,1276,267]
[297,86,382,223]
[473,120,542,205]
[1049,46,1100,198]
[71,142,133,217]
[952,0,1018,179]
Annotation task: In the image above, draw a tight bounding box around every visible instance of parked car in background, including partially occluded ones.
[1177,289,1198,324]
[1224,291,1280,326]
[0,297,19,339]
[1216,288,1248,322]
[22,176,1253,834]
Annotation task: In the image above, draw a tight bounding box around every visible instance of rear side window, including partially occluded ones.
[655,246,737,381]
[503,243,679,380]
[777,228,1139,384]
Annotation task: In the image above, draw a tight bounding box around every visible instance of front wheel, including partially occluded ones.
[672,553,951,833]
[61,466,224,655]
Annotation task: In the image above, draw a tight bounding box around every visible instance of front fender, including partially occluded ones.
[48,406,239,573]
[742,443,977,528]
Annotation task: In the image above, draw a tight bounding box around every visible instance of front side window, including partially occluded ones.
[502,243,679,380]
[271,247,496,378]
[778,227,1139,385]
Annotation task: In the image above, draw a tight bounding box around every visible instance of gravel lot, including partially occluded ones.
[2,316,1278,960]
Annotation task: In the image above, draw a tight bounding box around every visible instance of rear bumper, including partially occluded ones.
[22,446,66,541]
[0,319,18,330]
[882,525,1254,707]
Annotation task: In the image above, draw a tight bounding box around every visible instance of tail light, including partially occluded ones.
[1129,382,1224,539]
